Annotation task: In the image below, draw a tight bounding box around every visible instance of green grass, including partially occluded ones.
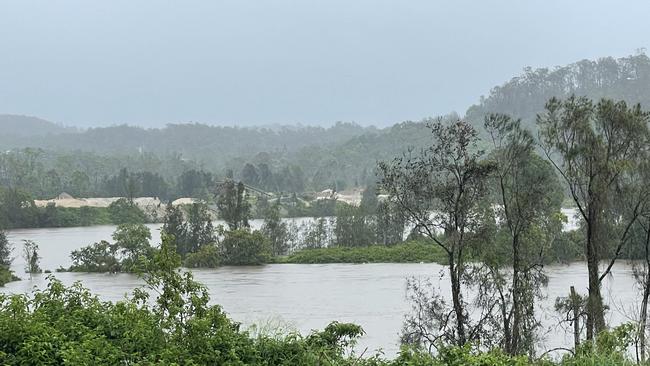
[279,240,448,264]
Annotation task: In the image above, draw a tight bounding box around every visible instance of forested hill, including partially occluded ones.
[0,122,374,162]
[0,114,73,137]
[3,53,650,195]
[465,53,650,131]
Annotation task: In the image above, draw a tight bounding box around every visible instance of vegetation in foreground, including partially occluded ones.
[0,235,644,365]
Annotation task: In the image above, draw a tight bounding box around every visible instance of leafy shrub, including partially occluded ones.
[220,229,272,265]
[108,198,147,225]
[184,244,220,268]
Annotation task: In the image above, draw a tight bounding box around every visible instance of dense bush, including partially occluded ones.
[282,241,447,264]
[0,269,18,287]
[220,229,272,266]
[108,198,148,225]
[68,224,154,273]
[184,243,221,268]
[38,203,112,228]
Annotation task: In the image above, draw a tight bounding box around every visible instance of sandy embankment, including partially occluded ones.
[33,196,187,221]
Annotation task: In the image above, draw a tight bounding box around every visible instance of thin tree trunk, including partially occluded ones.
[640,276,649,362]
[586,202,606,341]
[449,253,466,345]
[570,286,581,350]
[509,233,522,355]
[639,225,650,362]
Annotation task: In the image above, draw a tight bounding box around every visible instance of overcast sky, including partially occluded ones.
[1,0,649,128]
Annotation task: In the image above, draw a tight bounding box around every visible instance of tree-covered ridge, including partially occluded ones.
[466,52,650,132]
[0,121,374,166]
[0,114,73,137]
[0,119,438,199]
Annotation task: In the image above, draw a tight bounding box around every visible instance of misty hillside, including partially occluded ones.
[465,53,650,131]
[0,122,376,167]
[3,53,650,192]
[0,115,72,137]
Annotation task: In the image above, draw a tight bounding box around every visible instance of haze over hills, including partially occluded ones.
[2,1,650,127]
[0,115,74,137]
[465,52,650,132]
[3,53,650,151]
[3,53,650,198]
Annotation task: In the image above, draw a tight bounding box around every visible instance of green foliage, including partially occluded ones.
[547,230,584,263]
[376,200,406,246]
[0,241,18,285]
[163,202,215,258]
[261,201,292,256]
[0,230,11,268]
[556,324,637,366]
[216,180,252,231]
[184,244,220,268]
[0,187,114,229]
[68,224,154,273]
[335,204,376,247]
[0,230,18,286]
[0,268,17,287]
[112,223,153,271]
[466,53,650,134]
[282,241,447,264]
[184,202,216,254]
[69,240,120,273]
[107,198,147,225]
[0,187,39,229]
[302,216,333,249]
[22,240,41,275]
[163,203,188,255]
[220,229,272,266]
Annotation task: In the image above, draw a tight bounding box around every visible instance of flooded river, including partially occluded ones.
[2,209,634,357]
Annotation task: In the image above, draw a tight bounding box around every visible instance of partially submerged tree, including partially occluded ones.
[112,223,153,270]
[379,119,494,347]
[22,240,41,278]
[162,202,215,258]
[538,96,650,340]
[69,240,120,273]
[0,230,11,269]
[216,180,251,231]
[219,229,271,266]
[375,200,406,246]
[261,200,291,256]
[163,203,188,256]
[0,229,16,286]
[334,204,375,247]
[185,202,216,254]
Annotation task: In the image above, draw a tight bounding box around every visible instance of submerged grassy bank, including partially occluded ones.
[279,241,448,264]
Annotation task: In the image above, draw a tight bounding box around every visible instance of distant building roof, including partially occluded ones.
[57,192,74,200]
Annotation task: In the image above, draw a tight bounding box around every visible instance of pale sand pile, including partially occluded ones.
[315,189,363,206]
[171,198,198,206]
[34,196,168,221]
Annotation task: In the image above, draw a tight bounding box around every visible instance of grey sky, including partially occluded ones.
[1,0,648,128]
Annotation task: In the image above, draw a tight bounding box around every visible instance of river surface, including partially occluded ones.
[2,209,626,357]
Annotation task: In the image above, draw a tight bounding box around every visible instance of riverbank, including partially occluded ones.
[279,241,448,264]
